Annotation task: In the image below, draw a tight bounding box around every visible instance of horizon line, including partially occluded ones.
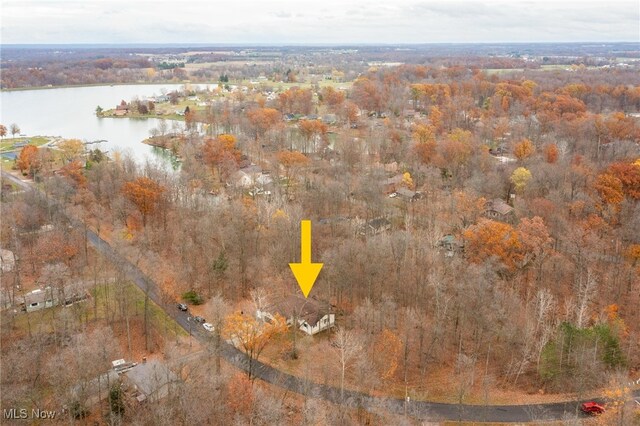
[2,41,639,48]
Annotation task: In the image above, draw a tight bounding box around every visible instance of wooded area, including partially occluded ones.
[2,44,639,425]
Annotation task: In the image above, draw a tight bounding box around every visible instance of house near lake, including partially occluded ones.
[230,165,273,189]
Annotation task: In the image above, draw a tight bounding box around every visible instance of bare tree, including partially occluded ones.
[574,269,597,328]
[331,327,364,402]
[205,294,231,374]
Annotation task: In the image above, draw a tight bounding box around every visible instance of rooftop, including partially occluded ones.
[124,360,178,399]
[265,295,332,327]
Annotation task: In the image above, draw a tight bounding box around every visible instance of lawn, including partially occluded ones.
[0,136,50,151]
[91,281,188,338]
[8,281,186,339]
[1,157,16,171]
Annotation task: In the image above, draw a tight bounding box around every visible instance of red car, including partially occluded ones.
[581,401,605,415]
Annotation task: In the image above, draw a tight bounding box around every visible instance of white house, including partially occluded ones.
[22,286,89,312]
[257,295,335,336]
[23,288,58,312]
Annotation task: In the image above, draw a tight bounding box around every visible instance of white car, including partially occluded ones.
[202,323,214,332]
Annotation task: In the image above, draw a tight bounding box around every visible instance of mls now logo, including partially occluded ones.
[3,408,57,419]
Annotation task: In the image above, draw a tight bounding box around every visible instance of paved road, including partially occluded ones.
[3,171,639,422]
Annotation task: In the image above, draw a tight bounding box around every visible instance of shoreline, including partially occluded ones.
[1,80,221,93]
[99,111,186,122]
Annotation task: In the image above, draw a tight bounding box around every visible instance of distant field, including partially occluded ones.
[483,69,525,75]
[236,79,352,90]
[186,60,271,69]
[483,64,599,75]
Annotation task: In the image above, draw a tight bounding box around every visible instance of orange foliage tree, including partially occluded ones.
[223,311,287,379]
[429,106,443,132]
[121,177,166,227]
[594,173,624,207]
[246,108,280,140]
[413,123,437,164]
[60,159,87,187]
[278,87,313,114]
[204,134,242,181]
[351,76,387,114]
[58,139,84,163]
[320,86,345,108]
[277,150,309,195]
[298,120,328,153]
[607,161,640,200]
[437,128,473,176]
[16,145,41,178]
[543,143,559,163]
[463,219,522,270]
[513,138,535,161]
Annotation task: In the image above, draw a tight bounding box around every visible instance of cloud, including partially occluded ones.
[1,0,638,44]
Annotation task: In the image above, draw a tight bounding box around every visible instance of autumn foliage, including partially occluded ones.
[223,311,287,379]
[463,219,523,270]
[226,373,254,415]
[513,138,535,161]
[606,161,640,200]
[16,145,41,177]
[60,159,87,187]
[204,134,242,180]
[373,328,402,380]
[594,173,624,206]
[543,143,559,163]
[463,217,552,271]
[121,177,166,227]
[413,123,437,164]
[246,107,280,140]
[277,150,309,170]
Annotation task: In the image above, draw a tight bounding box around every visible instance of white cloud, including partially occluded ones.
[0,0,638,43]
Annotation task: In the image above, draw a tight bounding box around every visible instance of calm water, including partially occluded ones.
[0,83,212,165]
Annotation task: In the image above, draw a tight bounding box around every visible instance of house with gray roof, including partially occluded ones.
[123,360,179,403]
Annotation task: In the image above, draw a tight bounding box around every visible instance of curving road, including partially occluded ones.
[3,171,639,423]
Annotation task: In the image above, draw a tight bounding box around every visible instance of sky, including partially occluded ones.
[1,0,638,44]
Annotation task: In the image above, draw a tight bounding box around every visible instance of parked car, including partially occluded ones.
[177,303,188,312]
[580,401,605,415]
[202,323,214,332]
[193,316,205,323]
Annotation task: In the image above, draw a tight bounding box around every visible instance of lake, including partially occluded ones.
[0,83,213,166]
